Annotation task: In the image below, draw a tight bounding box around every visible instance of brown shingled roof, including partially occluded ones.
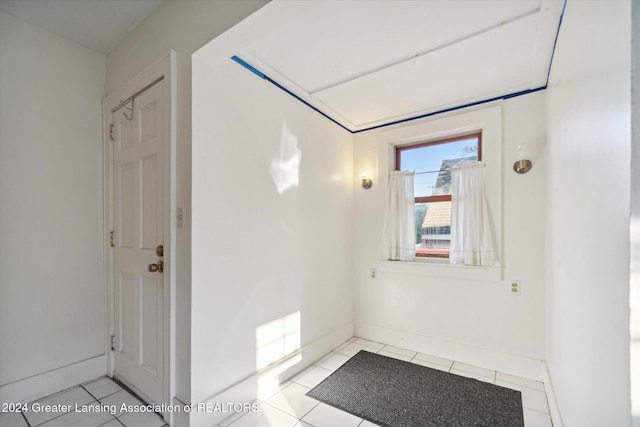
[422,201,452,228]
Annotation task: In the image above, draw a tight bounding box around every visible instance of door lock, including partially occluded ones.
[148,260,164,273]
[156,245,164,257]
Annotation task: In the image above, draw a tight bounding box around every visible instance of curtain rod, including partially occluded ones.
[410,162,486,175]
[110,76,165,114]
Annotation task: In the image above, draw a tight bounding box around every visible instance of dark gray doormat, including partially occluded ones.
[306,350,523,427]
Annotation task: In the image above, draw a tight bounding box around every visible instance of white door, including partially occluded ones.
[112,78,165,405]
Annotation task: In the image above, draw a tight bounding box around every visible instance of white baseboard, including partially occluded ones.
[356,322,544,381]
[542,361,564,427]
[0,355,107,405]
[188,321,354,427]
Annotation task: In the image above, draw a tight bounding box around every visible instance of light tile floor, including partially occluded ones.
[218,337,553,427]
[0,337,552,427]
[0,377,166,427]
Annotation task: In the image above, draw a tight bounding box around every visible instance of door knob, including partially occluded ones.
[156,245,164,257]
[148,260,164,273]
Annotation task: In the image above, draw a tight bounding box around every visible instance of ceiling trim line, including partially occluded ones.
[231,55,266,79]
[231,55,354,133]
[545,0,567,86]
[353,86,547,134]
[230,56,549,134]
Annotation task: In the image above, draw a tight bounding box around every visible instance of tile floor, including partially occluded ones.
[216,337,553,427]
[0,337,552,427]
[0,377,166,427]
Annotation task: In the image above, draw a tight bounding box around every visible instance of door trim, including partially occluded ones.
[103,51,176,422]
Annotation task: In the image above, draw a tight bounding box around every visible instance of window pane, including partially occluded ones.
[399,138,478,198]
[415,201,452,256]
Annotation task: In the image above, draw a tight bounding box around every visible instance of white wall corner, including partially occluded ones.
[542,361,564,427]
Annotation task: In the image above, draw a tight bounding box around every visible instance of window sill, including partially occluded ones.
[376,258,502,281]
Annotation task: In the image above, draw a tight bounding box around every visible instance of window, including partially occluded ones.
[395,133,481,258]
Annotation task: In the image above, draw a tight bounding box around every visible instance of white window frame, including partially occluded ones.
[395,132,482,259]
[376,106,503,280]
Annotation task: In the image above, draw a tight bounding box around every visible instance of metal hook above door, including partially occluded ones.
[120,98,134,121]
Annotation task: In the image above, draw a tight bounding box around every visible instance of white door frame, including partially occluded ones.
[103,51,176,421]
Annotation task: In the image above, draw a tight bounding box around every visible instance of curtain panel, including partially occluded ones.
[381,171,416,261]
[450,162,495,266]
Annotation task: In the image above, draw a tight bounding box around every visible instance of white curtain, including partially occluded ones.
[381,171,416,261]
[450,162,495,266]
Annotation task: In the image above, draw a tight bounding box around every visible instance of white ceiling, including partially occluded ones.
[0,0,164,54]
[1,0,565,130]
[227,0,565,132]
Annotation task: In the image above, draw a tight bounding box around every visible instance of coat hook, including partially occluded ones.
[120,99,134,121]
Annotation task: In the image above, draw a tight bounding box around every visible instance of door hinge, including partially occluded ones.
[109,123,114,142]
[110,334,116,351]
[109,230,115,247]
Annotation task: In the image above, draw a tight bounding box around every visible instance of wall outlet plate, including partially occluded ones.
[370,268,377,280]
[510,280,521,296]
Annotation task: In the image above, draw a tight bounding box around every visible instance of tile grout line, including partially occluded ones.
[30,410,66,426]
[97,415,123,427]
[20,410,31,427]
[80,382,125,427]
[495,378,548,393]
[80,383,100,402]
[262,397,320,425]
[223,403,255,427]
[80,380,128,426]
[524,406,552,416]
[28,391,98,427]
[231,401,297,427]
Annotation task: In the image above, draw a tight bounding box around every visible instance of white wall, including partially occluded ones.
[632,2,640,424]
[546,1,632,426]
[105,0,269,405]
[352,92,547,378]
[191,51,354,425]
[0,12,106,402]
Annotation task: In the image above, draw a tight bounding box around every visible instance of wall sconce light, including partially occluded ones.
[361,173,373,189]
[513,145,532,174]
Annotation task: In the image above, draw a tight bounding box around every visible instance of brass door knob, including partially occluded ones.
[148,260,164,273]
